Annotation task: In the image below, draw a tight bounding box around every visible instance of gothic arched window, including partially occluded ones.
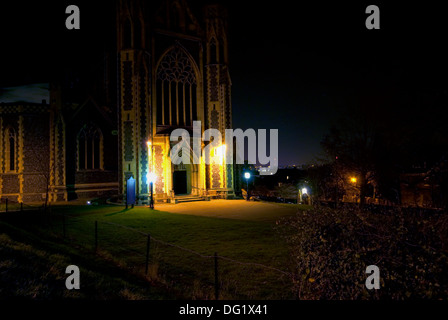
[77,124,103,171]
[5,128,17,172]
[156,45,198,127]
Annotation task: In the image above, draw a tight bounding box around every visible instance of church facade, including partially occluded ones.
[0,0,235,204]
[117,0,234,202]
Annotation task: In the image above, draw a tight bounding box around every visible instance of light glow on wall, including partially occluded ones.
[147,172,157,184]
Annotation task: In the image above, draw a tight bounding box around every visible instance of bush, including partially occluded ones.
[276,205,448,299]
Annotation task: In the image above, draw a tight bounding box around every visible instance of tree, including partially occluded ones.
[306,163,345,205]
[321,113,379,207]
[275,183,298,203]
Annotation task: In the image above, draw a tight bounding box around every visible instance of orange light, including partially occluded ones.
[213,145,226,164]
[147,141,152,157]
[350,177,357,183]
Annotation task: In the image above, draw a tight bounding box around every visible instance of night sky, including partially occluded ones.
[1,1,447,166]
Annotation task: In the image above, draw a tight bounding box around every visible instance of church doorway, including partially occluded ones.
[173,170,188,195]
[171,157,199,196]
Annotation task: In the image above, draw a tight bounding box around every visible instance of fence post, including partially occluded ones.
[214,252,219,300]
[5,199,8,213]
[95,221,98,252]
[20,202,23,212]
[145,233,151,275]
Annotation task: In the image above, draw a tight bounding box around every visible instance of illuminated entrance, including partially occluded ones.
[171,160,200,196]
[173,170,187,195]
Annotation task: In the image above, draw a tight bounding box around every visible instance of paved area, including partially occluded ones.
[153,199,300,222]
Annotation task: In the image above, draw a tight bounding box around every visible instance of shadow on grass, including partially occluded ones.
[104,207,164,217]
[105,208,133,216]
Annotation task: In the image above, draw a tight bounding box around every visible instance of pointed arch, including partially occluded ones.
[77,123,103,171]
[155,43,200,83]
[155,44,200,127]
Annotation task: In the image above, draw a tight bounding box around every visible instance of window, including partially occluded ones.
[77,124,103,170]
[5,127,16,172]
[156,45,198,126]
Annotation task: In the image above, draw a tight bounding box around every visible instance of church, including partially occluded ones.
[0,0,236,204]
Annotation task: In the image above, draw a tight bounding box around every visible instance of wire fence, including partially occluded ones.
[52,213,294,299]
[0,198,46,213]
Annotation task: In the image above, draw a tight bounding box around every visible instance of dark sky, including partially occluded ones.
[1,1,447,166]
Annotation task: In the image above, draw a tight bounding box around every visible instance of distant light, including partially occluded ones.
[350,177,357,183]
[302,188,308,195]
[244,172,251,180]
[86,201,92,205]
[147,172,157,184]
[287,176,289,180]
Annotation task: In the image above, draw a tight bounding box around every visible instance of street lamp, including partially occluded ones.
[301,187,309,205]
[147,172,157,209]
[146,140,154,209]
[244,172,251,201]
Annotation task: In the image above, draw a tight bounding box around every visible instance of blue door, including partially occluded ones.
[127,177,136,205]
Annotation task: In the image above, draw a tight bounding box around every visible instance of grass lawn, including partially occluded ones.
[0,220,173,299]
[1,201,299,299]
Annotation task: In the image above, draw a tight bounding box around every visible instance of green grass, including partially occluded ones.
[1,204,295,299]
[0,220,173,299]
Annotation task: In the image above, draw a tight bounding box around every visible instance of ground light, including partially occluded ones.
[147,172,157,209]
[244,172,251,201]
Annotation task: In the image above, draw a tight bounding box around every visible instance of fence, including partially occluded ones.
[55,213,294,299]
[0,198,45,213]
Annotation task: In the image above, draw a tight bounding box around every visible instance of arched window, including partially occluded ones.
[77,124,103,171]
[156,45,197,127]
[5,128,17,172]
